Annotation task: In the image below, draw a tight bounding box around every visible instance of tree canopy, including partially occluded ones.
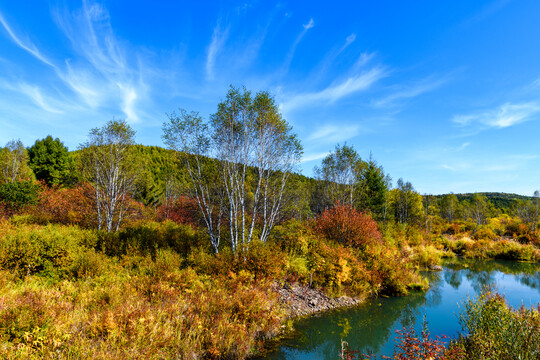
[28,135,78,187]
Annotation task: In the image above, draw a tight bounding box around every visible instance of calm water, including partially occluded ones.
[260,260,540,360]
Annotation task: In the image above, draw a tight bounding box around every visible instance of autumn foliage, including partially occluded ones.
[156,195,199,227]
[315,203,382,250]
[32,183,94,226]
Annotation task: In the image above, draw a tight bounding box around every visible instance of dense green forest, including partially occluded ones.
[1,87,539,359]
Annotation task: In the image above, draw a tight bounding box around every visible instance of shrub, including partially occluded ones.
[69,247,106,278]
[517,232,539,245]
[97,220,200,258]
[411,245,446,268]
[0,223,98,279]
[0,180,40,216]
[0,262,285,360]
[449,290,540,359]
[489,240,539,261]
[189,241,286,282]
[31,184,94,227]
[445,237,474,256]
[272,219,316,255]
[393,320,447,360]
[405,225,424,246]
[315,203,382,251]
[285,254,309,282]
[241,240,286,281]
[308,240,371,295]
[367,247,424,296]
[444,223,461,235]
[504,221,528,237]
[472,227,497,241]
[156,195,199,227]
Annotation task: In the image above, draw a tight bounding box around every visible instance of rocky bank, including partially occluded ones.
[275,282,364,317]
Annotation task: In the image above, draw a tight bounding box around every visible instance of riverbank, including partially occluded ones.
[0,219,430,360]
[276,282,364,317]
[261,260,540,360]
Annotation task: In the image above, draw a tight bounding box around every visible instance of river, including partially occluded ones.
[259,260,540,359]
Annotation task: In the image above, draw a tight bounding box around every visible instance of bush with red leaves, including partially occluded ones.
[315,203,382,251]
[157,195,199,227]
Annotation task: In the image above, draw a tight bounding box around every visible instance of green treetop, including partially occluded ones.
[28,135,78,187]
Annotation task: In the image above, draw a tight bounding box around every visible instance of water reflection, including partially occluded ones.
[261,260,540,360]
[444,269,463,289]
[518,272,540,291]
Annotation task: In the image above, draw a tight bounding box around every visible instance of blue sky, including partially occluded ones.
[1,0,540,195]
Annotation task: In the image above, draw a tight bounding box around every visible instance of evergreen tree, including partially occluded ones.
[28,135,78,187]
[360,154,391,220]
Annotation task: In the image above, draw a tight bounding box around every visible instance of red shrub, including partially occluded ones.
[315,203,382,250]
[157,195,199,227]
[393,323,448,360]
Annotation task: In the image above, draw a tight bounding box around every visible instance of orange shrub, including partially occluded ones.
[32,183,94,227]
[444,223,461,235]
[315,203,382,251]
[504,222,528,237]
[33,183,152,230]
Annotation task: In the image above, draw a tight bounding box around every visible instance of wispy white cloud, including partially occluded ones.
[280,67,386,112]
[507,154,538,160]
[117,83,138,121]
[530,77,540,89]
[373,76,448,107]
[0,12,56,68]
[456,142,470,151]
[453,102,540,129]
[301,151,331,163]
[61,61,101,107]
[16,83,64,114]
[307,124,361,143]
[459,0,513,29]
[339,33,356,53]
[0,0,154,124]
[0,80,74,114]
[206,22,229,81]
[49,0,148,122]
[303,18,315,30]
[441,152,536,173]
[441,163,471,172]
[353,53,375,70]
[280,18,315,75]
[306,37,369,87]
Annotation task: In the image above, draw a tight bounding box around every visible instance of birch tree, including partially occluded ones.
[79,120,138,232]
[211,87,301,251]
[314,143,364,208]
[423,194,436,233]
[440,193,459,222]
[515,190,540,232]
[470,193,488,233]
[0,139,33,184]
[391,178,422,225]
[162,110,224,253]
[163,86,302,254]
